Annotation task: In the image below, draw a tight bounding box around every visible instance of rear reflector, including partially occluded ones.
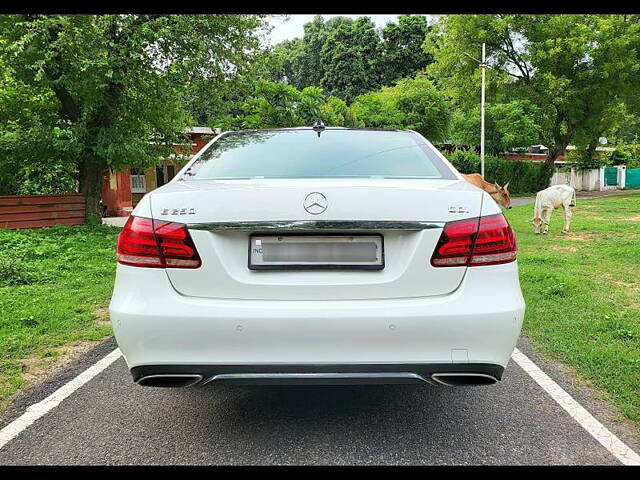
[431,213,516,267]
[117,216,201,269]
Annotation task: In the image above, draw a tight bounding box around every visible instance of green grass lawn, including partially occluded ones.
[505,193,640,427]
[0,224,119,410]
[0,195,639,429]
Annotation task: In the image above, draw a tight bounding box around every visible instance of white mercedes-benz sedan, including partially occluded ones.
[110,126,525,388]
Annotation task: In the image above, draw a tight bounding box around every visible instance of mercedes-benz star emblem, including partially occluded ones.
[303,192,328,215]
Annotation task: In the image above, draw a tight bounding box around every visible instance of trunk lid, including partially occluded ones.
[150,178,483,300]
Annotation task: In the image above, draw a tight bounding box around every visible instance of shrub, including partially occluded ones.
[351,73,451,142]
[565,149,610,170]
[14,160,77,195]
[0,256,31,286]
[607,144,640,169]
[449,100,541,155]
[446,149,554,195]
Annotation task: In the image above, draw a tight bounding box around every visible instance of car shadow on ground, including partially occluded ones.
[126,372,591,465]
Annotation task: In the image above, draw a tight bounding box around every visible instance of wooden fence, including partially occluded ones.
[0,194,85,229]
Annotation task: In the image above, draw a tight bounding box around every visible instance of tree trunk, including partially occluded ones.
[78,153,107,221]
[585,142,597,163]
[546,145,566,165]
[546,111,573,165]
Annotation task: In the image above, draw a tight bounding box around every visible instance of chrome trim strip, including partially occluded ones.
[430,373,497,387]
[187,220,445,232]
[205,372,431,384]
[136,374,203,387]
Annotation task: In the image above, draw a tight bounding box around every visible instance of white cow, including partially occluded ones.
[530,184,576,234]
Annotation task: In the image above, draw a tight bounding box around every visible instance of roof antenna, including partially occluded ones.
[312,120,325,137]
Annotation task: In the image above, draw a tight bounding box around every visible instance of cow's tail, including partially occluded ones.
[570,187,577,207]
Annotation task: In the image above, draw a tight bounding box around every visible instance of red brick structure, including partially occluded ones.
[500,153,565,163]
[101,167,134,217]
[101,127,215,216]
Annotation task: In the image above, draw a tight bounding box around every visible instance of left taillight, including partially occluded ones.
[117,215,201,269]
[431,213,517,267]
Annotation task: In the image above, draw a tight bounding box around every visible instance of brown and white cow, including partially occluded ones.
[462,173,512,209]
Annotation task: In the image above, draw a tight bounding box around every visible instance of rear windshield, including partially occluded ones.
[182,129,456,180]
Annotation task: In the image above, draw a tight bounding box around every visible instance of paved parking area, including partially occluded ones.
[1,337,638,465]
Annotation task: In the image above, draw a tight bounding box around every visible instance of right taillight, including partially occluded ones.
[117,215,201,269]
[431,213,516,267]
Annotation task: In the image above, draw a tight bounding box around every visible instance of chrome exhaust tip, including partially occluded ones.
[136,374,203,388]
[431,373,497,387]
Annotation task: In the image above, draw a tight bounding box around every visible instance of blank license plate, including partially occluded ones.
[249,235,384,270]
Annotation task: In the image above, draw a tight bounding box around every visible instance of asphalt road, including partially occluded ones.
[1,337,638,465]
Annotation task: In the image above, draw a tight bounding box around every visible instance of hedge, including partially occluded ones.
[445,149,554,195]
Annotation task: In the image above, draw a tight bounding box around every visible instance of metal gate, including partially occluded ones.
[626,168,640,189]
[604,167,618,187]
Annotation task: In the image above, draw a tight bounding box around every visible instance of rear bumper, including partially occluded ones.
[110,262,525,381]
[132,362,505,387]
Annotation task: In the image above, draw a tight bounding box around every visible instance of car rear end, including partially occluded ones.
[109,128,525,387]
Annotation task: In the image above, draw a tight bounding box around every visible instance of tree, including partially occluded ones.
[268,38,305,86]
[0,14,266,217]
[320,96,357,127]
[320,17,384,103]
[380,15,432,85]
[266,16,355,91]
[392,74,451,141]
[298,16,352,88]
[240,80,303,129]
[425,14,640,164]
[0,49,79,195]
[351,73,451,141]
[238,80,358,129]
[267,15,434,97]
[351,89,404,130]
[609,107,640,144]
[449,100,541,154]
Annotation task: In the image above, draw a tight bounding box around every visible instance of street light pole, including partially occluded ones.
[480,43,486,178]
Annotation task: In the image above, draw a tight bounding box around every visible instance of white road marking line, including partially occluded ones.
[512,347,640,466]
[0,348,122,450]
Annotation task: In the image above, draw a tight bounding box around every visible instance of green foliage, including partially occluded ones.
[425,15,640,163]
[351,74,450,141]
[0,52,81,194]
[320,96,357,127]
[0,256,30,286]
[380,15,433,85]
[0,14,267,213]
[447,149,554,194]
[236,80,358,129]
[610,110,640,145]
[16,162,77,195]
[269,16,354,89]
[392,75,451,141]
[350,90,404,130]
[565,149,611,170]
[320,17,384,103]
[296,86,327,126]
[267,15,433,103]
[240,80,303,129]
[607,144,640,169]
[449,100,541,154]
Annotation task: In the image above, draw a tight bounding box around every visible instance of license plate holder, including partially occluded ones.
[248,234,384,270]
